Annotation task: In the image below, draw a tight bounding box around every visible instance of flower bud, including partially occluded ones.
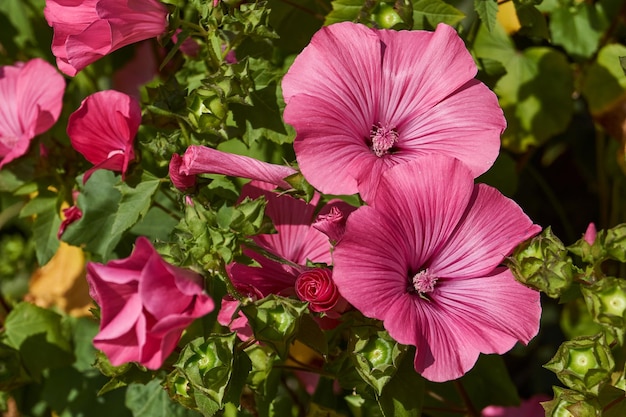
[581,277,626,336]
[509,227,576,298]
[542,387,600,417]
[544,333,614,395]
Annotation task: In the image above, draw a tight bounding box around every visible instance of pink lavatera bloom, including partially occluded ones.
[171,145,298,191]
[282,22,505,203]
[44,0,168,76]
[218,181,352,337]
[0,58,65,168]
[332,155,542,382]
[481,394,551,417]
[87,237,214,369]
[67,90,141,183]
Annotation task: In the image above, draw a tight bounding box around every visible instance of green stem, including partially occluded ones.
[454,380,479,417]
[153,200,182,221]
[179,20,208,37]
[526,164,576,243]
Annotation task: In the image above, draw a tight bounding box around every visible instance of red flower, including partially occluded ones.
[44,0,168,76]
[67,90,141,183]
[87,237,214,369]
[0,59,65,168]
[295,269,347,316]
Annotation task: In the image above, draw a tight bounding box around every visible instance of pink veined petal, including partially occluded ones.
[0,65,21,141]
[99,0,168,51]
[429,184,541,279]
[397,79,504,177]
[64,19,114,72]
[94,293,143,340]
[227,255,300,296]
[373,156,475,268]
[377,24,478,126]
[94,327,142,366]
[181,145,297,189]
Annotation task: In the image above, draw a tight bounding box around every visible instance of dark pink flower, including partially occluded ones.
[482,394,551,417]
[312,206,349,245]
[282,22,505,202]
[174,145,298,190]
[44,0,168,76]
[332,155,541,382]
[218,181,351,336]
[0,58,65,168]
[87,236,214,369]
[67,90,141,183]
[112,40,159,99]
[57,205,83,239]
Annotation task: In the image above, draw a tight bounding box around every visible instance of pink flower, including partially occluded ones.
[332,155,541,382]
[312,206,348,245]
[57,205,83,239]
[282,22,505,202]
[0,58,65,168]
[112,40,159,99]
[172,145,298,190]
[44,0,168,76]
[169,153,196,191]
[86,236,214,369]
[218,181,350,336]
[482,394,551,417]
[67,90,141,183]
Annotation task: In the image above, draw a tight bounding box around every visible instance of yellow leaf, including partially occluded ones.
[26,242,93,317]
[497,1,521,35]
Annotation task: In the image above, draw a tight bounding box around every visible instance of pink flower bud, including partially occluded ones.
[169,153,197,191]
[313,206,347,245]
[295,268,345,315]
[584,222,597,245]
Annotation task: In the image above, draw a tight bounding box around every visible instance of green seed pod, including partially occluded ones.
[544,333,615,395]
[372,3,403,29]
[542,387,600,417]
[509,227,576,298]
[581,277,626,340]
[605,224,626,262]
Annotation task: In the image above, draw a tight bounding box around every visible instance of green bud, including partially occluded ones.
[509,227,576,298]
[604,224,626,262]
[581,277,626,341]
[349,327,407,395]
[372,3,403,29]
[241,295,308,358]
[542,387,600,417]
[544,334,614,395]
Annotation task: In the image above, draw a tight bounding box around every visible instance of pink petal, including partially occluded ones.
[169,153,197,191]
[68,90,140,177]
[428,184,541,279]
[181,145,297,189]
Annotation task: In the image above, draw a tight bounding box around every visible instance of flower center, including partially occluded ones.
[370,123,398,157]
[412,269,437,295]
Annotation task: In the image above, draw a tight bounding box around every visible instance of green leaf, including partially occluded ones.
[412,0,465,30]
[549,2,608,60]
[582,44,626,115]
[474,0,498,33]
[325,0,366,25]
[20,189,62,265]
[62,171,161,261]
[476,25,575,153]
[3,302,74,379]
[126,379,201,417]
[376,349,424,417]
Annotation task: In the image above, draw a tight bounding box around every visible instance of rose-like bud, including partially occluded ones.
[169,153,197,192]
[584,223,598,245]
[87,237,214,369]
[542,387,599,417]
[581,277,626,337]
[295,268,346,315]
[544,333,615,395]
[509,227,576,298]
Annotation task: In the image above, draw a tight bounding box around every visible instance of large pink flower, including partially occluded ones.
[0,58,65,168]
[282,22,505,202]
[44,0,168,76]
[218,181,351,336]
[67,90,141,183]
[332,155,541,382]
[87,236,214,369]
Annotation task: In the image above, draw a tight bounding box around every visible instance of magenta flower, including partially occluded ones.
[169,153,196,191]
[218,181,351,336]
[481,394,550,417]
[44,0,168,76]
[583,222,597,245]
[332,155,541,382]
[172,145,298,190]
[282,22,505,202]
[0,58,65,168]
[87,236,214,369]
[67,90,141,183]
